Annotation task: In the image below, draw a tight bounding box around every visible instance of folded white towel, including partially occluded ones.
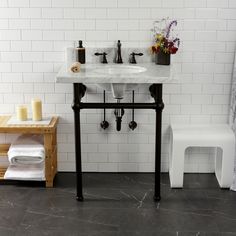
[4,163,45,181]
[8,134,45,165]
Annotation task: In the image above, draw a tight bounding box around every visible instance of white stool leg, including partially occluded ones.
[216,144,235,188]
[169,143,186,188]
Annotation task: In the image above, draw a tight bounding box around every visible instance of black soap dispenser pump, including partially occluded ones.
[77,40,86,64]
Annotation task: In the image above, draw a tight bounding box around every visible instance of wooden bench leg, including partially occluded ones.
[44,133,53,188]
[53,129,57,175]
[46,179,54,187]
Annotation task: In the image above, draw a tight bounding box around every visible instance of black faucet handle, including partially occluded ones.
[95,52,108,64]
[131,52,143,56]
[130,52,143,64]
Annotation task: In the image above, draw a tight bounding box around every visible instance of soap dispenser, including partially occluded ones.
[77,40,86,64]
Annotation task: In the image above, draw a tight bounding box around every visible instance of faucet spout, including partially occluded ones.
[116,40,123,64]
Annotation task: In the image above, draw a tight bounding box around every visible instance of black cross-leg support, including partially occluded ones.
[72,83,164,202]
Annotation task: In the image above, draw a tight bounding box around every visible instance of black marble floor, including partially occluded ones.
[0,173,236,236]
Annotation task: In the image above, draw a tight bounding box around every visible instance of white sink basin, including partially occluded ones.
[93,65,147,75]
[93,65,147,99]
[96,83,139,99]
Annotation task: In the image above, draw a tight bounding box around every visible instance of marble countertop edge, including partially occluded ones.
[56,63,179,84]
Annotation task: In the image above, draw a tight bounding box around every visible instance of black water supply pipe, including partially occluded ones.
[100,90,109,130]
[129,90,137,130]
[114,99,124,131]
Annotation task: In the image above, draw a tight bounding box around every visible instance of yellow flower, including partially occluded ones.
[163,48,169,53]
[156,33,164,40]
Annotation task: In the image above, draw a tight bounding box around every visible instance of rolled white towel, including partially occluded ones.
[69,62,81,73]
[8,134,45,165]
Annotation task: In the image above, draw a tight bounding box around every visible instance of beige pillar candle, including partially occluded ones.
[31,98,42,121]
[16,105,28,121]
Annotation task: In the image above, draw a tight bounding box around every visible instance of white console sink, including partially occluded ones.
[56,63,177,99]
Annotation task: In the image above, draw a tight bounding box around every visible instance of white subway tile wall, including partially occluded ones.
[0,0,235,173]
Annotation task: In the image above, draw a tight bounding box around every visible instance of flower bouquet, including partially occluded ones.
[151,18,180,65]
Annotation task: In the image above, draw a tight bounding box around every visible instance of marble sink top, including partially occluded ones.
[56,63,178,84]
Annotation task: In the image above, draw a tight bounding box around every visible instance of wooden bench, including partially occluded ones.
[0,116,59,187]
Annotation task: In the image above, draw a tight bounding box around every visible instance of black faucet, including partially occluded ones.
[95,52,108,63]
[116,40,123,64]
[129,52,143,64]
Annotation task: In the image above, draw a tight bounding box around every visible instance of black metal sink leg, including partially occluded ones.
[149,84,164,201]
[72,83,86,201]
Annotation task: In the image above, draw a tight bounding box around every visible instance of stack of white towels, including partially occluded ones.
[4,134,45,181]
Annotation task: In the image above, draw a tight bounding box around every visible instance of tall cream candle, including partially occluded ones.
[31,98,42,121]
[16,105,28,121]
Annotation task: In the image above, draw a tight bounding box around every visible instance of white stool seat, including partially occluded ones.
[169,124,235,188]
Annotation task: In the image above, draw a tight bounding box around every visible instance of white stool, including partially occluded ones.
[169,124,235,188]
